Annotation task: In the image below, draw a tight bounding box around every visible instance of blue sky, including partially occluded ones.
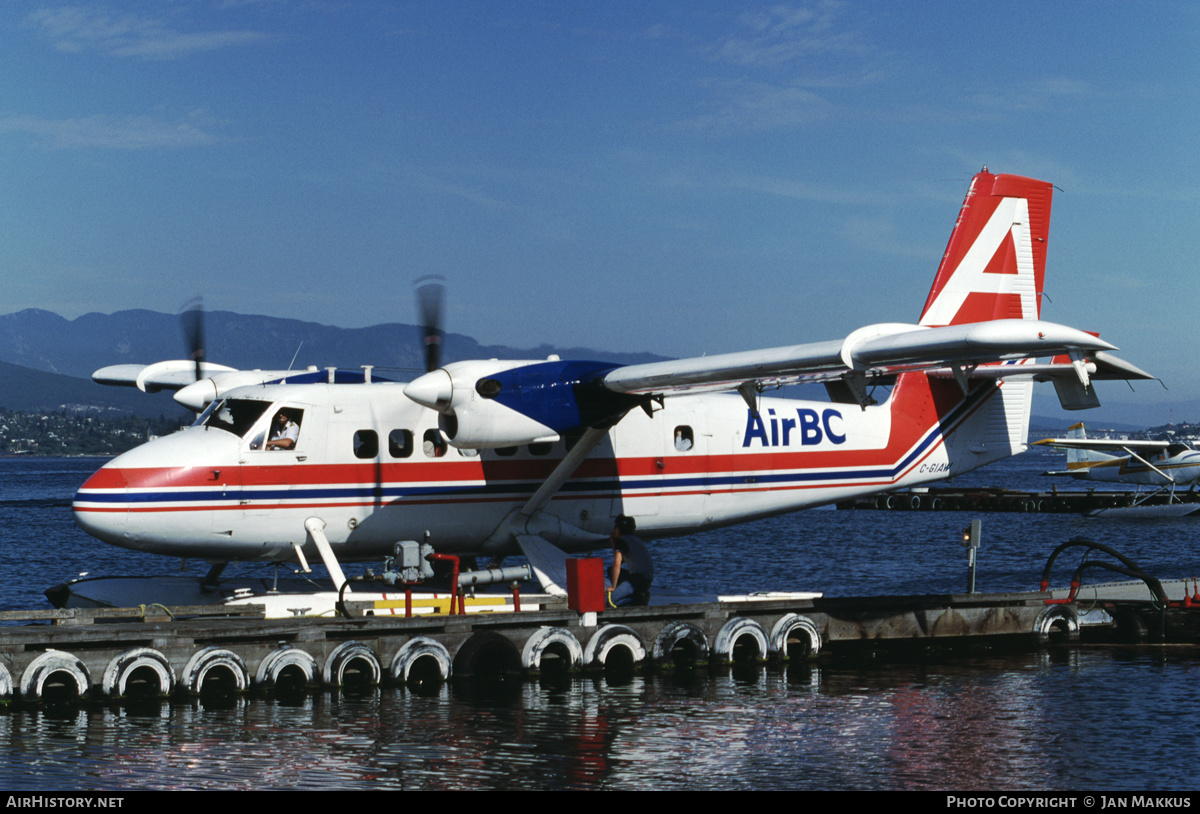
[2,2,1198,404]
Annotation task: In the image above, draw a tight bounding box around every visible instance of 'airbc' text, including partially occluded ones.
[743,408,846,448]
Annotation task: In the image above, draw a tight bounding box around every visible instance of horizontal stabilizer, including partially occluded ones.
[957,349,1155,410]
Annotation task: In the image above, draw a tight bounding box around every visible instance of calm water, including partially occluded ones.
[1,454,1199,791]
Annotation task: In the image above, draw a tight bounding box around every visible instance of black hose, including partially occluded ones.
[1070,560,1168,608]
[1042,537,1156,592]
[1042,537,1169,640]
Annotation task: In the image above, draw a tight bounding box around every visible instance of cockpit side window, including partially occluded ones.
[265,409,304,450]
[245,407,304,451]
[198,398,272,438]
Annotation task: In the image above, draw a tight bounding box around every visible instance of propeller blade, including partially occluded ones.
[180,296,206,382]
[415,275,445,373]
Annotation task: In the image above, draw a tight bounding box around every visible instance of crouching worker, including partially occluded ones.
[607,515,653,607]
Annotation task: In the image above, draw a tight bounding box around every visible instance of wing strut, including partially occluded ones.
[479,424,617,593]
[520,425,609,518]
[481,424,614,556]
[1120,447,1174,485]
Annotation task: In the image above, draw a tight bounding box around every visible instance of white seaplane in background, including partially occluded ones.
[1035,423,1200,517]
[59,168,1154,611]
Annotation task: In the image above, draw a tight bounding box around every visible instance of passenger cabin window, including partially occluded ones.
[354,430,379,459]
[674,425,694,452]
[529,442,553,456]
[389,429,414,459]
[496,446,518,457]
[423,429,447,458]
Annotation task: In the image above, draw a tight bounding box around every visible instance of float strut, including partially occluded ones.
[304,517,351,595]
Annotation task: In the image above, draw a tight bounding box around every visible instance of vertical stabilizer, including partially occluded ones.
[1065,422,1089,467]
[895,169,1055,478]
[1064,422,1117,466]
[919,169,1053,327]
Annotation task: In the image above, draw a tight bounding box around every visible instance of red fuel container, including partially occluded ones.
[566,557,606,613]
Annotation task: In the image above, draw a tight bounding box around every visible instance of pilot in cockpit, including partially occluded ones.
[265,410,300,450]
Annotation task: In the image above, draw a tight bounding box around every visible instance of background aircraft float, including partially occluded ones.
[72,169,1154,595]
[1035,423,1200,514]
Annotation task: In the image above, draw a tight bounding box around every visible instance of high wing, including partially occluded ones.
[400,319,1149,450]
[1033,436,1171,454]
[91,361,385,411]
[93,361,238,391]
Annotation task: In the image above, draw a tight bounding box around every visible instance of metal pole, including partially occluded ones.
[962,518,981,593]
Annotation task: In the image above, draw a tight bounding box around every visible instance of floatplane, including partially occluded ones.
[58,168,1153,614]
[1035,423,1200,517]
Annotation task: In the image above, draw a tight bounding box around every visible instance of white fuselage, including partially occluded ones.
[73,372,1026,562]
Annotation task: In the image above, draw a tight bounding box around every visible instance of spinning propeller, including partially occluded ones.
[180,296,206,383]
[415,275,445,374]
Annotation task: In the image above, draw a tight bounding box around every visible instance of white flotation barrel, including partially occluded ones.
[21,651,87,701]
[583,624,645,670]
[390,637,451,687]
[714,617,769,664]
[102,647,175,698]
[181,647,250,695]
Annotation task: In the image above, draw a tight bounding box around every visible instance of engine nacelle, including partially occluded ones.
[440,400,561,449]
[404,358,633,449]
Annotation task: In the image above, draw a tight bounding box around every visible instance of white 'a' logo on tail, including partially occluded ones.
[919,196,1037,327]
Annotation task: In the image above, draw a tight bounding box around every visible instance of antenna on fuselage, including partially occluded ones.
[287,341,304,371]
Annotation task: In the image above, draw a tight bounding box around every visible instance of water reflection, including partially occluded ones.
[0,649,1194,791]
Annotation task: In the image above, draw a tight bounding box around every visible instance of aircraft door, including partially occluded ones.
[239,405,310,522]
[609,407,665,520]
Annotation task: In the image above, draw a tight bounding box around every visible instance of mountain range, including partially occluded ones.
[0,308,667,420]
[0,308,1188,430]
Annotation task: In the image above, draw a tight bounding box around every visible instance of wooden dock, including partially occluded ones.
[0,580,1192,705]
[836,486,1200,513]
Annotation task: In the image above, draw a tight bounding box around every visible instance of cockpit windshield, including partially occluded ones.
[193,398,273,438]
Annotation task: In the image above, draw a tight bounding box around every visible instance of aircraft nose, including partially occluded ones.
[73,464,128,544]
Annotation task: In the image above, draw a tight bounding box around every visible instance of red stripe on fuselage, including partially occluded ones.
[80,373,987,498]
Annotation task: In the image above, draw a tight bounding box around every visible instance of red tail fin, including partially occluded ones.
[919,169,1053,327]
